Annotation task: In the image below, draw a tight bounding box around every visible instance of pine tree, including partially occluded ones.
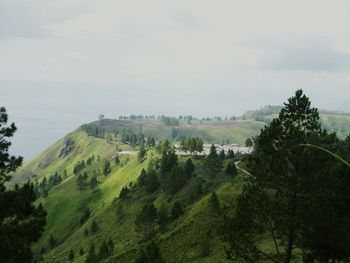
[79,247,84,256]
[204,145,223,183]
[171,201,183,219]
[103,160,111,176]
[184,158,195,177]
[138,142,146,162]
[85,244,97,263]
[226,149,235,159]
[116,202,126,221]
[224,90,350,263]
[135,203,158,241]
[68,249,75,262]
[89,176,98,191]
[158,202,168,232]
[114,155,120,165]
[245,137,253,147]
[209,191,221,215]
[97,240,110,260]
[90,219,98,234]
[224,160,237,177]
[107,238,115,253]
[48,234,56,249]
[219,149,226,160]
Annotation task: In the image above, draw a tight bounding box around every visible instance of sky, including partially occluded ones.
[1,0,350,159]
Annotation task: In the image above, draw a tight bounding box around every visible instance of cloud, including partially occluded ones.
[171,10,204,28]
[250,36,350,72]
[0,0,90,39]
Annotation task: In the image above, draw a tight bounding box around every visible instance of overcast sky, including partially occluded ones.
[1,0,350,159]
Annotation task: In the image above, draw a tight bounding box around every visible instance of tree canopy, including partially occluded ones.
[0,107,46,263]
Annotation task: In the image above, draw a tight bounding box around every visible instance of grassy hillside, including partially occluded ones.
[12,112,350,263]
[12,120,252,263]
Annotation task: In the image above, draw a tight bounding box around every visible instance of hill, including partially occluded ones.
[12,110,350,263]
[12,120,252,263]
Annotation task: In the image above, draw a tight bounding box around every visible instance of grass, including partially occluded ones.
[13,114,350,263]
[21,127,248,263]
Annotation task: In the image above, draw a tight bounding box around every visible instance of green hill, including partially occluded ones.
[13,119,255,263]
[12,113,350,263]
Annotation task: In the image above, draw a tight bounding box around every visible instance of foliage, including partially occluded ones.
[138,142,146,162]
[160,116,179,126]
[180,137,204,155]
[68,249,74,262]
[171,201,183,219]
[90,219,99,234]
[89,175,98,190]
[245,138,253,147]
[204,144,223,183]
[223,160,237,177]
[138,168,159,193]
[209,191,221,216]
[0,107,46,263]
[81,123,106,138]
[135,202,158,241]
[135,241,164,263]
[184,158,195,176]
[224,90,350,263]
[103,160,111,176]
[85,244,98,263]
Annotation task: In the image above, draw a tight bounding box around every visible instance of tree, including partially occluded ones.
[245,138,253,147]
[171,201,183,219]
[114,155,120,165]
[226,149,235,159]
[119,186,130,200]
[209,191,221,215]
[76,174,85,190]
[144,169,159,193]
[97,240,111,260]
[68,249,75,262]
[90,219,98,234]
[79,247,85,256]
[107,238,115,253]
[48,234,56,249]
[157,202,168,232]
[159,143,178,176]
[80,207,91,225]
[135,202,158,241]
[163,166,187,195]
[184,158,195,177]
[135,241,164,263]
[85,244,97,263]
[103,160,111,176]
[0,110,47,261]
[223,160,237,177]
[224,90,346,263]
[138,143,146,162]
[204,145,223,183]
[219,149,226,160]
[89,175,98,191]
[116,202,126,221]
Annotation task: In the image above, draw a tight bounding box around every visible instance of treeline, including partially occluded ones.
[116,114,238,123]
[119,129,145,146]
[179,137,204,154]
[33,170,67,197]
[81,124,106,138]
